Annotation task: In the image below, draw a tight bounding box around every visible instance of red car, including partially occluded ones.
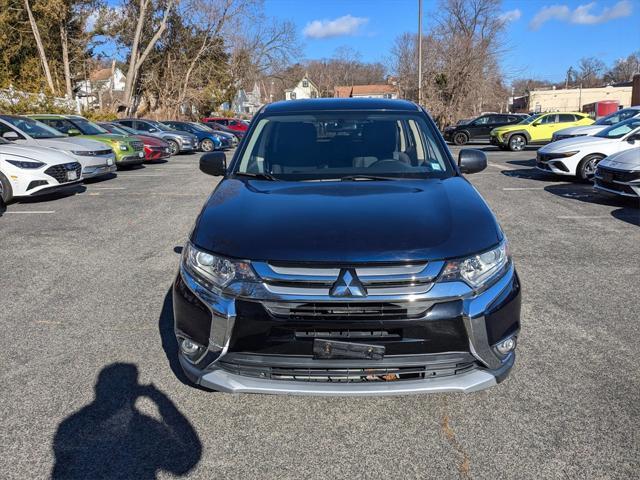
[201,117,249,132]
[99,123,172,161]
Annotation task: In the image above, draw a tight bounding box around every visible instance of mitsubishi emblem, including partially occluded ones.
[330,269,367,297]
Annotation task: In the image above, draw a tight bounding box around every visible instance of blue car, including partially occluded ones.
[162,121,222,152]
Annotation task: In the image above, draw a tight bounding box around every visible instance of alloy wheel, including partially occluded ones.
[201,139,214,152]
[509,135,525,151]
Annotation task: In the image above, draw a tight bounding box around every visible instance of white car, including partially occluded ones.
[551,106,640,142]
[0,115,116,179]
[536,117,640,181]
[0,138,83,204]
[594,148,640,200]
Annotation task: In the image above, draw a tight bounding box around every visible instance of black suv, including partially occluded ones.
[173,99,521,395]
[444,113,526,145]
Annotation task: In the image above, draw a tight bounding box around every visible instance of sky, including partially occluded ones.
[265,0,640,83]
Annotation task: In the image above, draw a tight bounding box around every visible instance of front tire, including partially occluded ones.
[167,140,180,156]
[577,154,604,182]
[0,172,13,204]
[508,134,526,151]
[200,139,214,152]
[453,132,469,146]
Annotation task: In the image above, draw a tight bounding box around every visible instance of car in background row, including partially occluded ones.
[197,124,237,149]
[202,121,245,141]
[551,107,640,142]
[29,114,144,167]
[98,123,172,162]
[594,147,640,200]
[490,112,593,151]
[0,137,82,203]
[0,115,116,179]
[536,117,640,181]
[114,119,198,155]
[161,121,222,152]
[443,113,527,145]
[201,117,249,133]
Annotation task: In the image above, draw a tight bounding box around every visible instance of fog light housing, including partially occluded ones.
[180,338,205,359]
[495,336,517,356]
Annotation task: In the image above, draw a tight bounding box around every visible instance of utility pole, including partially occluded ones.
[565,67,573,89]
[418,0,423,106]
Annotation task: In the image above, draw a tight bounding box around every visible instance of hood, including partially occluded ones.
[600,148,640,169]
[555,125,605,136]
[35,137,111,151]
[539,135,615,153]
[0,144,74,165]
[191,177,502,263]
[136,134,168,146]
[492,124,523,135]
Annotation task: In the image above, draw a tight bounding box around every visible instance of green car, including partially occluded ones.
[28,114,145,167]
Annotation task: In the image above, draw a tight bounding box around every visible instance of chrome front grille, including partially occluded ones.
[252,261,444,298]
[265,302,428,320]
[131,141,144,151]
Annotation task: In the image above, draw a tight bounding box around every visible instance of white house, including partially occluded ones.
[285,74,319,100]
[74,64,126,110]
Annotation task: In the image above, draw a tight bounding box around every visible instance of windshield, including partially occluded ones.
[101,124,130,136]
[518,114,541,125]
[188,123,211,132]
[148,121,173,132]
[71,118,108,135]
[1,116,67,139]
[595,118,640,139]
[234,113,453,180]
[595,108,640,126]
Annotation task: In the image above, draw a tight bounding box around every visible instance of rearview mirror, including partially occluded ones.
[67,128,81,136]
[2,131,20,141]
[200,151,226,176]
[458,149,487,174]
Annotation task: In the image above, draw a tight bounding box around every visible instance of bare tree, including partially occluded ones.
[577,57,606,87]
[24,0,55,92]
[604,52,640,84]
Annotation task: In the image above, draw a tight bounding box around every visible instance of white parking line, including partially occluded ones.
[503,187,544,191]
[488,162,518,171]
[558,215,612,219]
[5,210,55,214]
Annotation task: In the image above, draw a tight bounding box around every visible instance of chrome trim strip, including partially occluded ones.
[198,367,498,396]
[268,265,340,276]
[263,282,435,296]
[356,264,429,276]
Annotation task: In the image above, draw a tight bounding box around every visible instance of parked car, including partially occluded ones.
[594,148,640,200]
[197,123,237,149]
[490,112,594,151]
[98,123,172,161]
[202,121,245,141]
[29,114,144,167]
[161,121,222,152]
[173,98,520,395]
[0,115,116,179]
[0,137,82,204]
[536,117,640,181]
[551,107,640,142]
[443,113,527,145]
[201,117,249,132]
[113,119,199,155]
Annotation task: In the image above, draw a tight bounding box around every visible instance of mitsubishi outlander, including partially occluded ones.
[173,99,521,395]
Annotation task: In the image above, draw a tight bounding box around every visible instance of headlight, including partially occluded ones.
[554,151,579,157]
[183,242,256,290]
[440,240,510,289]
[119,143,128,151]
[6,159,44,169]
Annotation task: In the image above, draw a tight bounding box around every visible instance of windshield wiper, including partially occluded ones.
[339,175,396,181]
[234,172,278,181]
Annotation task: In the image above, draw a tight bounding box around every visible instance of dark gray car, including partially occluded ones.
[114,119,198,155]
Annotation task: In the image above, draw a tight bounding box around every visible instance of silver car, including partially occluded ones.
[114,119,199,155]
[552,107,640,142]
[594,147,640,200]
[0,115,116,179]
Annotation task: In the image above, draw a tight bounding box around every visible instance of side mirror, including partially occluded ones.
[627,133,640,143]
[2,131,20,141]
[67,128,81,136]
[458,149,487,174]
[200,151,226,176]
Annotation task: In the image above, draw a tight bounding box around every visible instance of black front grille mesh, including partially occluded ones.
[44,162,82,183]
[268,302,427,321]
[598,167,640,183]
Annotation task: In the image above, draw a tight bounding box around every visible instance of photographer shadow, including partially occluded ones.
[51,363,201,479]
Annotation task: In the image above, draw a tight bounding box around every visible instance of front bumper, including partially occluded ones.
[490,135,506,147]
[536,152,576,176]
[173,263,521,395]
[82,163,117,178]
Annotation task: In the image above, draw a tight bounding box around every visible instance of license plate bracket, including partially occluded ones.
[313,339,385,360]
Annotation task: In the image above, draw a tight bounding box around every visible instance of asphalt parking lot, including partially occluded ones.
[1,146,638,480]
